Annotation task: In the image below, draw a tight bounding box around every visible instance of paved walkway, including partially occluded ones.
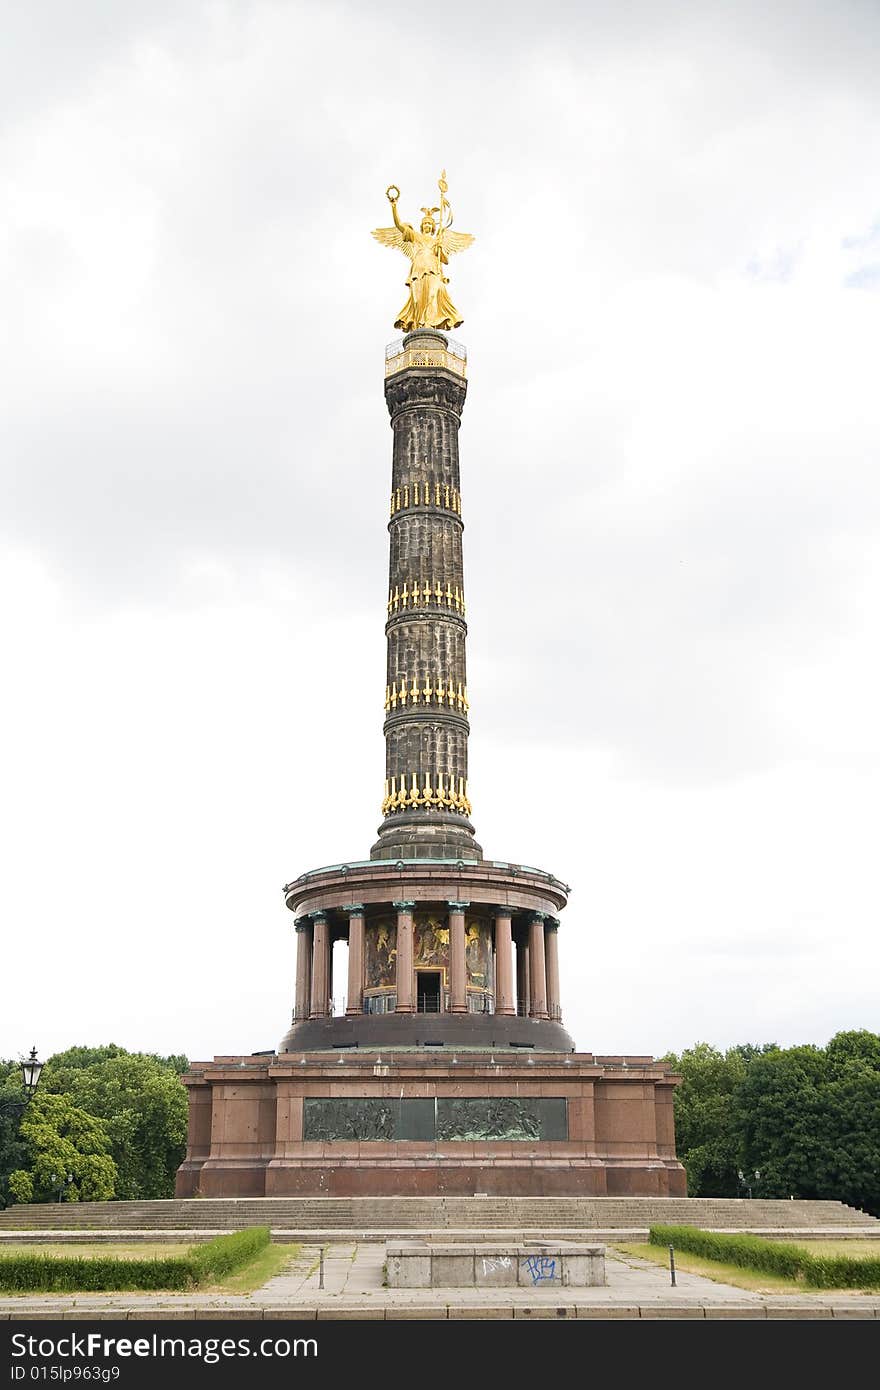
[1,1244,878,1319]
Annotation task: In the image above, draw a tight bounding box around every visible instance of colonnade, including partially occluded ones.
[293,903,562,1023]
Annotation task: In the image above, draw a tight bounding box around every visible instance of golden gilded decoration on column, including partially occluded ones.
[387,580,466,615]
[384,675,469,714]
[372,171,475,331]
[390,482,460,517]
[381,773,472,818]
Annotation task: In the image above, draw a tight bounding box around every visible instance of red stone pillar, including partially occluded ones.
[545,917,562,1022]
[393,900,415,1013]
[345,904,365,1017]
[448,900,468,1013]
[309,911,330,1019]
[528,912,548,1020]
[294,918,312,1021]
[493,908,515,1016]
[517,938,531,1017]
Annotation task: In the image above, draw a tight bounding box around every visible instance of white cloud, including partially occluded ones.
[1,0,878,1062]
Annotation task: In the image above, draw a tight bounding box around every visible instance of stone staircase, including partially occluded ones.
[0,1196,876,1236]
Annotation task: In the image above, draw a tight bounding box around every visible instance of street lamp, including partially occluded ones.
[0,1048,44,1119]
[0,1048,44,1211]
[49,1172,75,1204]
[20,1049,44,1100]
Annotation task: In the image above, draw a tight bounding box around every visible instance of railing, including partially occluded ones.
[467,994,494,1015]
[363,994,397,1015]
[385,336,466,362]
[384,341,467,380]
[293,994,560,1021]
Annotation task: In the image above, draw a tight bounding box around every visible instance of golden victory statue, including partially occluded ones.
[372,170,474,331]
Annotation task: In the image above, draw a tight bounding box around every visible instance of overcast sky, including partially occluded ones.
[2,1,878,1067]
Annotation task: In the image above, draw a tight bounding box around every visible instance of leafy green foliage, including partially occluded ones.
[0,1228,270,1292]
[0,1072,30,1209]
[650,1224,880,1289]
[659,1044,751,1197]
[664,1031,880,1215]
[42,1049,188,1200]
[8,1093,116,1204]
[189,1226,271,1281]
[649,1223,811,1277]
[1,1044,189,1206]
[734,1034,880,1213]
[0,1252,192,1292]
[805,1253,880,1289]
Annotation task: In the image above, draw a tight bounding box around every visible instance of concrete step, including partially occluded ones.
[0,1225,878,1248]
[1,1196,877,1232]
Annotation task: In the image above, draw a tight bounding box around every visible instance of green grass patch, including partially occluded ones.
[0,1227,271,1293]
[616,1242,802,1292]
[793,1240,880,1258]
[0,1243,195,1261]
[204,1242,299,1294]
[649,1225,880,1292]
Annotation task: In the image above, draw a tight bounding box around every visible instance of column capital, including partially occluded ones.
[491,904,513,919]
[527,911,547,924]
[447,900,470,911]
[310,910,329,925]
[393,900,416,911]
[294,918,311,932]
[342,903,365,916]
[545,916,560,931]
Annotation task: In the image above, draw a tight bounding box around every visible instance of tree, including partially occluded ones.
[734,1036,880,1215]
[0,1063,31,1208]
[664,1036,880,1213]
[662,1043,752,1196]
[8,1093,116,1203]
[825,1029,880,1073]
[41,1047,188,1200]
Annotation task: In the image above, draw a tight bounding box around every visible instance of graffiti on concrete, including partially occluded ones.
[523,1255,558,1284]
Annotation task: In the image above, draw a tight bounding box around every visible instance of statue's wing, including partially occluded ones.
[371,225,416,261]
[441,230,475,256]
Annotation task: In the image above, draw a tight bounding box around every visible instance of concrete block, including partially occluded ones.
[16,1310,74,1321]
[475,1253,517,1287]
[764,1306,832,1318]
[387,1253,431,1287]
[514,1305,576,1318]
[452,1306,512,1319]
[563,1255,586,1284]
[128,1309,202,1321]
[703,1306,765,1319]
[194,1309,261,1320]
[518,1252,562,1287]
[62,1310,132,1321]
[262,1308,318,1320]
[432,1254,475,1286]
[385,1306,449,1319]
[639,1305,706,1319]
[316,1307,380,1319]
[576,1305,641,1318]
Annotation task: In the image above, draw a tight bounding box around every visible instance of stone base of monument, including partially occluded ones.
[176,1049,686,1198]
[386,1241,606,1288]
